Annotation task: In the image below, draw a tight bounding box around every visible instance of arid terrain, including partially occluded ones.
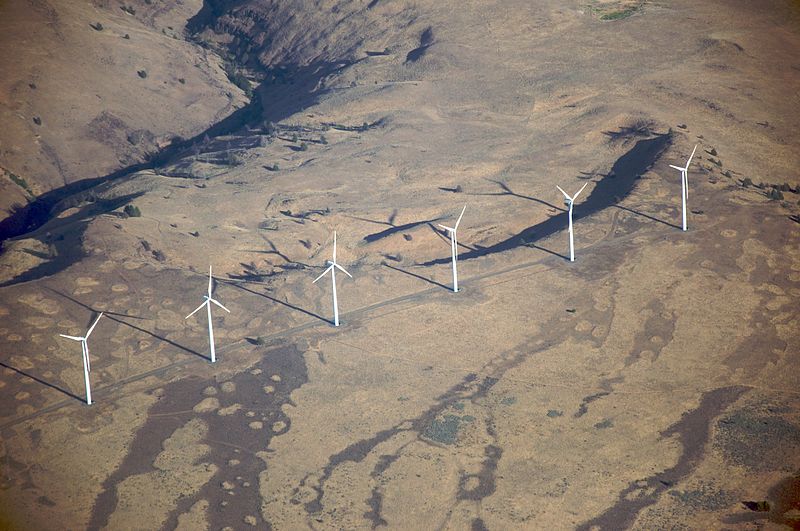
[1,0,799,529]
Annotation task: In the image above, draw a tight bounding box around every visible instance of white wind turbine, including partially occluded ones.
[313,231,352,326]
[438,205,467,292]
[669,144,697,231]
[185,266,230,363]
[556,183,589,262]
[58,312,103,405]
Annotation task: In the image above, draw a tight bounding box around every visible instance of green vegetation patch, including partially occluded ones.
[600,7,638,20]
[7,171,34,196]
[422,414,474,445]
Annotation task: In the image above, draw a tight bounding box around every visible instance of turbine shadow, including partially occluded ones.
[46,288,208,362]
[526,243,569,261]
[0,360,83,403]
[382,263,450,291]
[614,205,681,230]
[227,282,328,324]
[470,179,566,211]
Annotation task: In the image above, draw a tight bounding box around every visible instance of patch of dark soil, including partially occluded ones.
[723,472,800,526]
[715,410,800,472]
[576,385,749,531]
[89,342,307,530]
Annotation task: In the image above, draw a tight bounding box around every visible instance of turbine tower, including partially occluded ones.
[313,231,353,326]
[669,144,697,231]
[186,266,230,363]
[437,205,466,292]
[556,183,589,262]
[58,312,103,405]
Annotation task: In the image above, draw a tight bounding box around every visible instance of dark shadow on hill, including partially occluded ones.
[0,192,144,287]
[418,131,673,266]
[1,55,355,276]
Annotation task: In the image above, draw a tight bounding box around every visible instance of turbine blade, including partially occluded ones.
[313,265,334,283]
[454,205,466,229]
[669,165,684,171]
[556,185,571,200]
[686,144,697,167]
[59,334,84,341]
[208,265,213,296]
[333,231,337,263]
[438,224,455,232]
[86,312,104,338]
[209,298,230,313]
[574,182,589,200]
[185,301,207,319]
[333,262,353,278]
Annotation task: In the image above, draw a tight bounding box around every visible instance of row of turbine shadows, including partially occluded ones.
[58,146,697,405]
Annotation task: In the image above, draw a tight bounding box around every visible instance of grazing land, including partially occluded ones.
[1,0,799,529]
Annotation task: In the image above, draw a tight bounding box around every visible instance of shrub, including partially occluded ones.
[178,78,185,84]
[298,142,308,151]
[767,188,784,201]
[222,151,244,166]
[137,70,147,79]
[124,204,142,217]
[90,22,103,31]
[741,177,753,187]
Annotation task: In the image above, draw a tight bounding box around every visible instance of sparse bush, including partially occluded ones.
[90,22,103,31]
[8,172,33,196]
[298,142,308,151]
[290,133,298,143]
[178,77,185,84]
[32,116,41,126]
[320,135,328,145]
[124,204,142,217]
[123,33,130,39]
[222,150,244,166]
[263,121,277,135]
[767,188,784,201]
[137,69,148,79]
[741,177,753,187]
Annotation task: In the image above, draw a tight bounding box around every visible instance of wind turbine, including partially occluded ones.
[186,266,230,363]
[58,312,103,405]
[556,183,589,262]
[437,205,466,292]
[312,231,352,326]
[669,144,697,231]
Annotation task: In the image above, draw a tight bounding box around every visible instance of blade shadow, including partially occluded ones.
[382,263,450,291]
[0,360,83,403]
[227,282,328,324]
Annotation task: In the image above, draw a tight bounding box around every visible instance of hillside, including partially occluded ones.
[0,0,799,529]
